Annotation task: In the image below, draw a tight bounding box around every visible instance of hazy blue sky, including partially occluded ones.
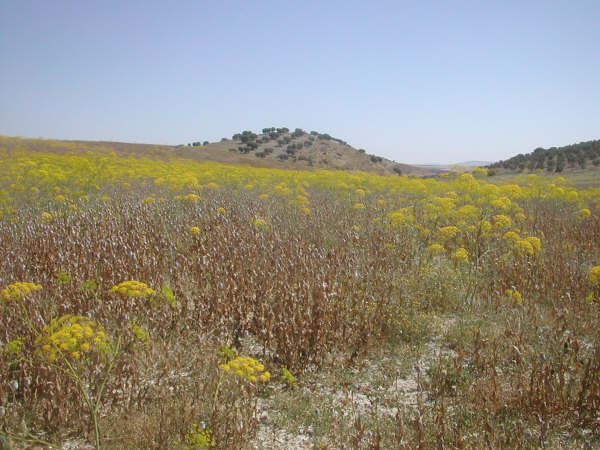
[1,1,599,164]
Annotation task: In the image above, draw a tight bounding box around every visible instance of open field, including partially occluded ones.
[487,169,600,190]
[1,144,599,448]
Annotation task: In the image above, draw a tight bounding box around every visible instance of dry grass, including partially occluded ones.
[1,144,599,448]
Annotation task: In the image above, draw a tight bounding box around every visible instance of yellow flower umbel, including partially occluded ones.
[503,231,520,243]
[525,236,542,254]
[219,356,271,383]
[111,281,156,298]
[578,208,592,219]
[493,214,512,231]
[185,424,215,448]
[41,212,53,222]
[36,314,111,362]
[3,338,25,356]
[128,322,150,346]
[439,226,459,241]
[189,226,201,235]
[281,367,297,388]
[1,282,42,302]
[428,243,445,255]
[252,218,269,230]
[505,288,523,305]
[181,193,202,203]
[514,239,535,256]
[590,266,600,285]
[452,248,469,264]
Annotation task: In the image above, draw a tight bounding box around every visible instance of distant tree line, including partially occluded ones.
[488,140,600,172]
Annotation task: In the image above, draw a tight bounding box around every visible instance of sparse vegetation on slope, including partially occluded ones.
[488,139,600,173]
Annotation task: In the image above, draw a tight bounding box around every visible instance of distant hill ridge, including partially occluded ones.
[488,139,600,173]
[185,126,436,175]
[0,129,440,176]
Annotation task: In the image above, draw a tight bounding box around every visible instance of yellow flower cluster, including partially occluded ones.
[513,236,542,256]
[1,282,42,301]
[428,243,445,255]
[493,214,512,230]
[503,231,520,242]
[525,236,542,253]
[578,208,592,218]
[590,266,600,285]
[219,356,271,383]
[41,212,53,222]
[452,247,469,263]
[514,240,534,255]
[178,193,202,203]
[252,218,268,230]
[111,281,156,298]
[281,367,296,387]
[189,226,201,235]
[505,288,523,304]
[129,323,150,346]
[388,208,415,226]
[36,314,111,362]
[184,424,215,448]
[3,338,25,356]
[439,226,459,241]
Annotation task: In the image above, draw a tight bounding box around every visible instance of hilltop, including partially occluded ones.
[0,129,439,176]
[488,139,600,173]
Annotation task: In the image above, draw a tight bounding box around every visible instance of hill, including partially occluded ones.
[488,139,600,173]
[0,129,439,176]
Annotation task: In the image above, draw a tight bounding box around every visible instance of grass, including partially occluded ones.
[487,167,600,189]
[1,144,599,448]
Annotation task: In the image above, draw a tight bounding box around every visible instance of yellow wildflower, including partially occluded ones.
[439,226,459,240]
[111,281,155,298]
[1,282,42,301]
[525,236,542,253]
[505,289,523,304]
[452,248,469,263]
[515,240,534,256]
[428,243,445,255]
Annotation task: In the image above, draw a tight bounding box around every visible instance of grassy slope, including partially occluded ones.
[0,134,439,176]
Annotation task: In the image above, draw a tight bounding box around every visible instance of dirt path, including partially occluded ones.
[249,318,456,449]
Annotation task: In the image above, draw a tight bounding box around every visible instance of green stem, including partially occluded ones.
[0,431,60,448]
[16,298,36,334]
[94,335,121,414]
[63,357,100,449]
